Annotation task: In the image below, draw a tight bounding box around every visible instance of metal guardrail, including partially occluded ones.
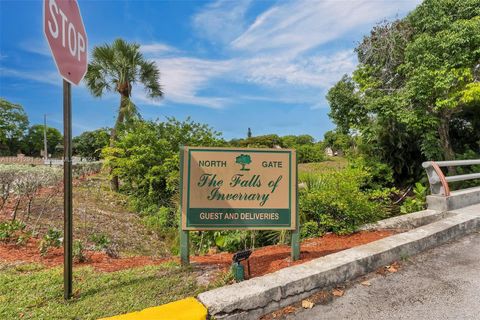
[422,159,480,196]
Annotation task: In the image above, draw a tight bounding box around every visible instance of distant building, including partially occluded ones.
[325,147,334,157]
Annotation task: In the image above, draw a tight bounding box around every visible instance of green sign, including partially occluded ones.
[180,147,297,230]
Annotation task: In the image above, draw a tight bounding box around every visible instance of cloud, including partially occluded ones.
[19,39,52,57]
[192,0,252,45]
[140,43,178,56]
[144,56,233,109]
[236,50,356,88]
[231,0,421,55]
[4,0,421,112]
[185,0,420,109]
[0,67,60,86]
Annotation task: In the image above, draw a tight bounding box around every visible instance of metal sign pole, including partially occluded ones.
[63,80,73,300]
[179,147,190,265]
[291,159,300,261]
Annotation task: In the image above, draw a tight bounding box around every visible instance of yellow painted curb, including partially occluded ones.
[99,297,208,320]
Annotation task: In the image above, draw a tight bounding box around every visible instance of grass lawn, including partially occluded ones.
[299,157,348,174]
[0,262,204,320]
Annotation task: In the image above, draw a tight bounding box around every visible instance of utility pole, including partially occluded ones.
[44,114,48,161]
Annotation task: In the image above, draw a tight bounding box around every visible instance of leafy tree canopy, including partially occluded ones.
[73,128,110,160]
[102,118,224,212]
[24,125,62,157]
[327,0,480,182]
[0,98,29,155]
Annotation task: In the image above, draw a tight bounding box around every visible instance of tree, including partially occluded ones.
[102,118,224,214]
[323,130,351,153]
[327,0,480,181]
[236,154,251,171]
[326,76,364,135]
[24,125,62,157]
[73,128,110,160]
[247,128,252,138]
[0,98,29,155]
[297,144,325,163]
[84,38,163,190]
[240,134,283,148]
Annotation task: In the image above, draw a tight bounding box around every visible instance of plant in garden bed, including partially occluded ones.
[300,221,322,239]
[299,168,386,235]
[0,220,27,243]
[73,240,88,263]
[39,228,62,256]
[89,233,111,251]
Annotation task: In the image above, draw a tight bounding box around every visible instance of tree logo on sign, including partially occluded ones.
[236,154,252,171]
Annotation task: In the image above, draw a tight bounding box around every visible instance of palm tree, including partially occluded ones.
[84,38,163,191]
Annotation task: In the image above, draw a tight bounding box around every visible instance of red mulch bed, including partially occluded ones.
[191,231,394,277]
[0,238,168,272]
[0,231,394,276]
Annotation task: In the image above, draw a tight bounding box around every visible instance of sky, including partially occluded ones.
[0,0,421,140]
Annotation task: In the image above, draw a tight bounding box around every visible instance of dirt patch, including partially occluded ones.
[0,174,168,257]
[0,238,167,272]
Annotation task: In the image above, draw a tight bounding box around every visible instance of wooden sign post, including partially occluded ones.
[179,147,299,265]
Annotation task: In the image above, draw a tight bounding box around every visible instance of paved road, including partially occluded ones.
[290,231,480,320]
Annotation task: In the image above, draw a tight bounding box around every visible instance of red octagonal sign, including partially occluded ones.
[43,0,88,85]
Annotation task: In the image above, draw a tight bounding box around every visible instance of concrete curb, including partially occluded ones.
[427,186,480,211]
[198,210,480,320]
[359,209,453,231]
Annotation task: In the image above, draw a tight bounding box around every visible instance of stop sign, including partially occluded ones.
[43,0,88,85]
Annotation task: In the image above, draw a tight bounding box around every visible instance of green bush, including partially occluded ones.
[0,220,26,242]
[299,168,386,235]
[39,228,62,256]
[297,144,325,163]
[348,156,394,190]
[142,206,177,231]
[73,240,87,263]
[102,118,224,217]
[300,221,321,239]
[400,182,427,214]
[89,233,111,250]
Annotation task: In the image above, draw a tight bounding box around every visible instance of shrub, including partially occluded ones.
[348,157,394,190]
[142,206,177,231]
[297,144,325,163]
[0,164,63,219]
[102,118,224,217]
[300,221,321,239]
[400,182,427,214]
[72,161,103,178]
[39,228,62,256]
[89,233,111,250]
[299,168,386,235]
[73,240,87,263]
[0,220,26,242]
[213,231,248,253]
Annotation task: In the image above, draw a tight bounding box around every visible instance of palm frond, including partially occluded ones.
[84,38,163,127]
[139,60,163,99]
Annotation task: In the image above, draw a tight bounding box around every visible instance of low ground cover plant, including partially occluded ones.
[39,228,62,256]
[0,220,27,243]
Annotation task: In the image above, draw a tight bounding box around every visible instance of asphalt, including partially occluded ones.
[290,231,480,320]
